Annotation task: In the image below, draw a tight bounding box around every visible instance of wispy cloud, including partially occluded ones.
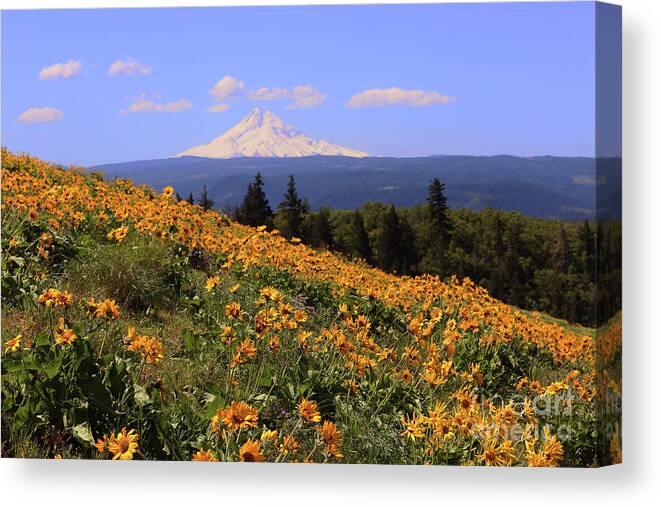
[18,107,64,124]
[207,77,325,111]
[38,60,81,80]
[209,76,244,102]
[108,57,151,76]
[247,84,326,109]
[347,87,455,108]
[288,85,326,109]
[122,94,192,114]
[247,87,290,101]
[207,104,231,113]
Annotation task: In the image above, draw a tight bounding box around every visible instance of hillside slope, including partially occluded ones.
[1,149,620,465]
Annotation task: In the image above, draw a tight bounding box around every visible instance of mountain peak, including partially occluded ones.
[177,109,368,159]
[247,106,269,119]
[244,107,269,124]
[238,107,288,132]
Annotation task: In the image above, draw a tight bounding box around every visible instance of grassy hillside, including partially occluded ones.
[1,149,621,465]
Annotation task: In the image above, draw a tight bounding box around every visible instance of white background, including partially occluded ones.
[1,0,658,505]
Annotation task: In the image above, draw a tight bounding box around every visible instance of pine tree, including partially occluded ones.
[276,175,309,239]
[187,192,195,205]
[378,206,403,273]
[399,216,419,275]
[488,214,506,296]
[419,178,452,275]
[175,192,182,202]
[237,173,273,227]
[426,177,452,245]
[492,214,504,256]
[503,220,523,305]
[198,185,215,211]
[306,207,334,249]
[580,219,595,278]
[348,210,372,263]
[554,224,571,273]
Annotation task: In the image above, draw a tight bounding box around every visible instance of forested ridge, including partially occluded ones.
[211,174,621,327]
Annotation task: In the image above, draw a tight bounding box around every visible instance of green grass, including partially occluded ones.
[520,308,596,338]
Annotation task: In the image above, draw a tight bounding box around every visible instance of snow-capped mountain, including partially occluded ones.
[176,108,368,158]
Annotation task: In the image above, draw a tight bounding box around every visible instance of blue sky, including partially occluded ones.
[2,2,597,166]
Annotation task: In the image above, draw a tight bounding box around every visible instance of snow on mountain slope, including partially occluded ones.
[176,108,368,158]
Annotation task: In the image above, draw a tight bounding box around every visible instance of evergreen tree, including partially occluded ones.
[304,200,615,327]
[378,206,403,273]
[175,192,183,202]
[187,192,195,205]
[306,206,335,249]
[348,210,372,263]
[418,178,453,275]
[399,216,419,275]
[199,185,215,211]
[237,173,273,227]
[426,177,452,245]
[580,219,595,278]
[554,224,571,273]
[276,175,309,239]
[503,220,523,305]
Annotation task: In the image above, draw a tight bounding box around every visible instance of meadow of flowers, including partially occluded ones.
[0,149,621,465]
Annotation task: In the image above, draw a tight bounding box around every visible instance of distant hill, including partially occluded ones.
[96,154,621,220]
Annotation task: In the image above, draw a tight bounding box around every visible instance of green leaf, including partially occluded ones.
[181,329,198,352]
[82,378,113,413]
[71,422,94,445]
[257,364,275,388]
[201,391,216,405]
[253,393,272,404]
[8,255,25,267]
[107,360,128,397]
[44,356,63,379]
[14,402,32,429]
[35,334,51,347]
[203,392,224,419]
[134,384,152,408]
[2,358,30,373]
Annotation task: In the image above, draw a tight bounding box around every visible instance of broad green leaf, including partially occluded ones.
[44,356,63,379]
[71,422,94,444]
[8,255,25,267]
[35,334,51,347]
[134,384,152,408]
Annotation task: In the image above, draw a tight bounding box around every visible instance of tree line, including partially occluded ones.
[184,174,621,327]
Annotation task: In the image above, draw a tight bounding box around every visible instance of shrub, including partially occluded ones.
[64,236,178,314]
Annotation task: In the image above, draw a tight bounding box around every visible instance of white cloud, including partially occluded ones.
[209,76,244,101]
[108,57,151,76]
[209,78,325,109]
[246,84,326,109]
[18,107,64,124]
[123,94,192,114]
[347,87,455,108]
[247,87,290,101]
[208,104,230,113]
[38,60,81,80]
[287,85,326,109]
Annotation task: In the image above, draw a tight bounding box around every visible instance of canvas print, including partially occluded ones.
[0,2,621,466]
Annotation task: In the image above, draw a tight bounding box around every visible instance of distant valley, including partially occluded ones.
[97,154,623,220]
